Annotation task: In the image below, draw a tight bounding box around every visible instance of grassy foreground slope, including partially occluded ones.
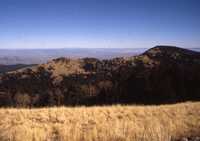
[0,102,199,141]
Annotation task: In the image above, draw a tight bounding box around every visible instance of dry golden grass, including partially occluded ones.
[0,102,199,141]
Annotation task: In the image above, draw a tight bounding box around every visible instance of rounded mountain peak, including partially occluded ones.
[143,45,200,59]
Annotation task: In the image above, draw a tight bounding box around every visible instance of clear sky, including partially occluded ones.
[0,0,199,49]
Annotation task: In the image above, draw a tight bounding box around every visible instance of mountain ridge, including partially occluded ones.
[0,46,200,107]
[0,47,199,65]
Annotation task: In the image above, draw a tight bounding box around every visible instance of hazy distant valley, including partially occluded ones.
[1,48,199,65]
[0,48,149,65]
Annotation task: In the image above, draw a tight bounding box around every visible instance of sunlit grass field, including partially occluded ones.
[0,102,199,141]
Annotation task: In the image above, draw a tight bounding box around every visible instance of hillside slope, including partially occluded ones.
[0,64,36,74]
[0,46,200,107]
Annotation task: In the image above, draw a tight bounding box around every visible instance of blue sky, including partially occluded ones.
[0,0,199,49]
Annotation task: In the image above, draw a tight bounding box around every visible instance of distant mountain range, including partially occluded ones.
[0,48,147,65]
[0,46,200,107]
